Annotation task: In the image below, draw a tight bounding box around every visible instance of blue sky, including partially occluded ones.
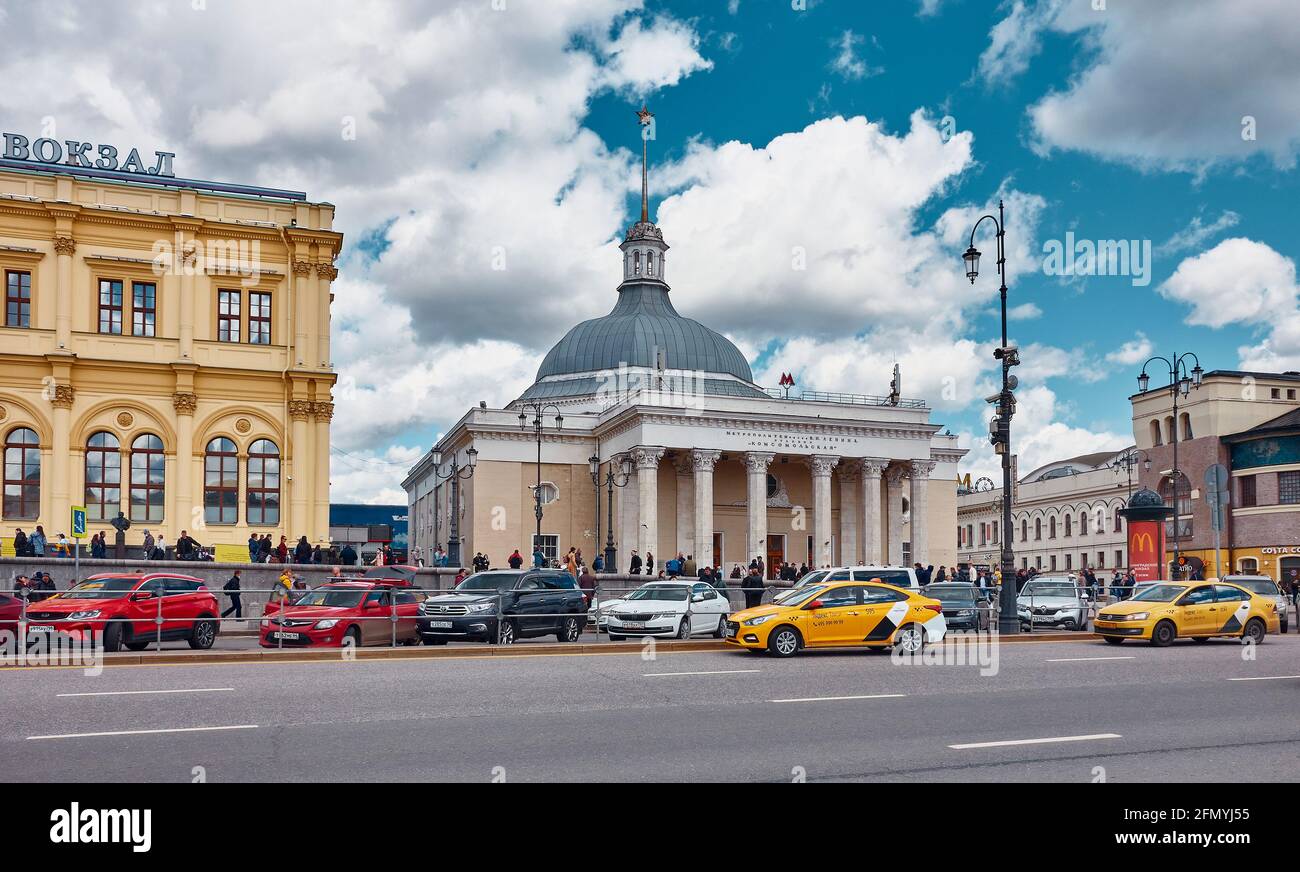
[8,0,1298,500]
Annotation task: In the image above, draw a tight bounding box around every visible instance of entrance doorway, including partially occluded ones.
[1281,556,1300,590]
[766,534,785,580]
[712,532,723,571]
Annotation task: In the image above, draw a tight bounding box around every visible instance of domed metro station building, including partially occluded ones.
[403,143,966,576]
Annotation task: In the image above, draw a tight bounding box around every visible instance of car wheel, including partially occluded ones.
[188,618,217,650]
[767,625,801,658]
[102,621,125,653]
[1243,618,1267,646]
[676,616,692,640]
[713,614,728,639]
[1102,636,1124,646]
[1150,620,1177,647]
[894,623,925,654]
[125,640,150,652]
[556,616,581,643]
[497,620,517,645]
[344,626,362,648]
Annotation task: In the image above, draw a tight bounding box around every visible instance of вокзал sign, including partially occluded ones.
[2,132,175,178]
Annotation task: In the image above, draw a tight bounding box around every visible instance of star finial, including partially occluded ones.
[636,104,654,126]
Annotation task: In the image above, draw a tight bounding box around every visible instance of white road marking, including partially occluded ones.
[642,669,761,677]
[56,687,236,698]
[769,693,906,703]
[1226,674,1300,681]
[948,733,1121,750]
[1045,656,1135,662]
[27,724,258,741]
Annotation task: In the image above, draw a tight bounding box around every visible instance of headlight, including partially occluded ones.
[315,619,339,630]
[468,601,496,613]
[68,610,101,620]
[1123,612,1149,622]
[260,619,269,628]
[743,614,776,627]
[651,613,678,620]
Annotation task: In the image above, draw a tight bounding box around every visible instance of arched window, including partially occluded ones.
[1164,416,1176,445]
[1180,412,1193,441]
[646,251,655,277]
[1150,419,1162,446]
[1021,519,1028,541]
[1049,517,1057,538]
[1034,518,1042,540]
[204,437,238,525]
[1238,557,1259,574]
[1080,512,1089,535]
[129,434,164,522]
[1114,510,1122,533]
[84,431,121,521]
[633,250,641,275]
[3,427,40,519]
[246,439,280,526]
[1064,515,1072,537]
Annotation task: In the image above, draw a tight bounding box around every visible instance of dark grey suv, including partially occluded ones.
[417,569,587,645]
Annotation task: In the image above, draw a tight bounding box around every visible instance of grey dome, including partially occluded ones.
[1127,487,1165,509]
[533,282,755,384]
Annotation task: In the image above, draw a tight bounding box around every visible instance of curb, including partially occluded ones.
[1,632,1103,669]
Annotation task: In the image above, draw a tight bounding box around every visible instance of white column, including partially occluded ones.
[674,454,694,560]
[619,455,638,570]
[860,459,887,565]
[692,449,721,568]
[910,459,936,568]
[810,455,839,569]
[633,446,665,560]
[886,465,906,566]
[836,465,858,566]
[745,452,775,566]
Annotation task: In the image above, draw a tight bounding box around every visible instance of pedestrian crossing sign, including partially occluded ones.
[71,506,87,538]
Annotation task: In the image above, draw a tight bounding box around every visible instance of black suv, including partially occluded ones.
[417,569,587,645]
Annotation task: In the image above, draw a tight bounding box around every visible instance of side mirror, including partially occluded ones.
[130,590,155,602]
[806,600,824,610]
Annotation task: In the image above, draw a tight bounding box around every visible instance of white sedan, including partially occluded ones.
[604,580,730,640]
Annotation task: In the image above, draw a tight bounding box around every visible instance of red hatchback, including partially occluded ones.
[22,572,220,652]
[259,581,428,648]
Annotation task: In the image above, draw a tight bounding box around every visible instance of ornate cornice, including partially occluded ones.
[49,384,75,409]
[911,459,938,478]
[292,260,314,277]
[171,392,198,415]
[52,236,77,256]
[312,401,334,421]
[859,458,890,478]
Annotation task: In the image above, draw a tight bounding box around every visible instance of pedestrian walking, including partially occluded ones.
[742,568,764,609]
[221,570,243,619]
[31,526,47,557]
[628,550,642,575]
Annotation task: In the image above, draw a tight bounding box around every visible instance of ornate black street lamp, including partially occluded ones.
[1112,447,1153,505]
[430,446,478,567]
[589,452,633,572]
[964,199,1021,634]
[518,402,564,555]
[1137,353,1203,578]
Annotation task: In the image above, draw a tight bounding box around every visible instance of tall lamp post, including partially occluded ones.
[589,453,633,572]
[518,402,564,557]
[963,199,1022,634]
[1137,353,1203,579]
[1113,447,1152,505]
[430,447,478,567]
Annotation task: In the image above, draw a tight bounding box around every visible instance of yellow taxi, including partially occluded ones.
[724,580,947,657]
[1094,581,1280,647]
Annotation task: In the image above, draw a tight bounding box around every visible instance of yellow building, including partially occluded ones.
[0,144,341,551]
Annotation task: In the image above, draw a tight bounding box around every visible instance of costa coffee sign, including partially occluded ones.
[2,132,176,178]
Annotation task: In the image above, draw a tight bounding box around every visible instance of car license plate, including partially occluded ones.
[1031,615,1056,623]
[428,621,453,629]
[27,625,55,633]
[271,631,301,640]
[621,621,646,631]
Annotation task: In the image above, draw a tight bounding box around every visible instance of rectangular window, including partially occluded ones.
[1065,554,1072,570]
[217,289,241,342]
[98,278,123,334]
[131,281,156,337]
[249,292,271,344]
[1239,474,1257,508]
[1097,551,1105,568]
[532,534,559,564]
[1115,549,1123,568]
[1280,471,1300,505]
[5,270,31,327]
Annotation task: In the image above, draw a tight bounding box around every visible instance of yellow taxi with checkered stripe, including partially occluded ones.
[1094,580,1280,647]
[724,580,947,657]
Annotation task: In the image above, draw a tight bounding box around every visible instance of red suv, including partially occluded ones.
[22,572,220,652]
[259,581,428,648]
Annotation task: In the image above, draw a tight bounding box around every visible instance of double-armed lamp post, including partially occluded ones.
[1113,447,1153,505]
[429,446,478,567]
[518,402,564,555]
[1137,354,1203,578]
[963,199,1021,634]
[589,453,633,572]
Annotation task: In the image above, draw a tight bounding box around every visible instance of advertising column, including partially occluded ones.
[1118,487,1174,583]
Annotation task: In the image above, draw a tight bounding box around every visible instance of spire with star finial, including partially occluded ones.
[620,104,668,285]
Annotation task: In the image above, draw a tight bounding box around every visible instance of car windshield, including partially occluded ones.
[290,588,366,608]
[796,571,828,587]
[927,585,976,604]
[1128,584,1186,603]
[56,578,141,600]
[779,585,826,607]
[1022,582,1077,598]
[456,572,521,592]
[1230,579,1277,596]
[626,585,688,602]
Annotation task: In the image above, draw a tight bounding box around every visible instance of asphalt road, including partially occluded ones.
[2,635,1297,782]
